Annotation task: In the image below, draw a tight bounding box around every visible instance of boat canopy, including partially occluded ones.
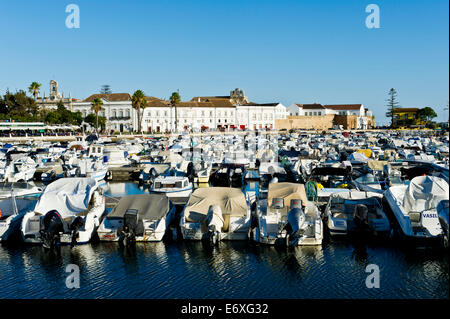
[403,176,449,212]
[367,160,389,172]
[108,194,172,221]
[34,178,98,218]
[268,182,308,210]
[184,187,247,222]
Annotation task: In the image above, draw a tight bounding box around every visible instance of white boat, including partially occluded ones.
[352,174,383,194]
[21,178,105,248]
[180,187,251,243]
[325,191,390,236]
[97,194,176,243]
[253,182,323,246]
[0,192,38,241]
[385,175,448,240]
[149,176,193,198]
[0,182,43,199]
[1,158,36,182]
[103,147,131,168]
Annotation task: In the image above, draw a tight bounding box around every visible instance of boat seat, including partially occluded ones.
[333,212,347,219]
[408,212,421,223]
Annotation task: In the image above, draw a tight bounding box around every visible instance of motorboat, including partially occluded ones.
[0,191,38,241]
[97,194,176,244]
[103,147,131,168]
[305,166,353,206]
[0,158,37,182]
[385,175,448,241]
[0,182,43,199]
[149,175,193,198]
[324,191,390,237]
[180,187,251,243]
[21,178,105,248]
[252,182,323,246]
[352,174,383,194]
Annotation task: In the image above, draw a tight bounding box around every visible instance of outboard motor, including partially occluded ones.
[69,216,84,248]
[353,204,369,233]
[186,162,194,182]
[203,205,224,245]
[119,209,140,246]
[227,167,234,187]
[149,167,158,182]
[40,210,64,250]
[285,200,307,247]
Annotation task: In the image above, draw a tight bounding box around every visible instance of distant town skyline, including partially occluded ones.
[1,0,448,125]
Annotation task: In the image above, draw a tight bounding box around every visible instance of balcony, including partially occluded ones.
[109,116,131,121]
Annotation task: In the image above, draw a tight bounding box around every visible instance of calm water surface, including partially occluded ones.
[0,182,448,299]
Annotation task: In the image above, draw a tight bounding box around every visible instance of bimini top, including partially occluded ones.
[184,187,247,222]
[34,178,98,218]
[403,176,449,212]
[268,182,308,210]
[108,194,172,221]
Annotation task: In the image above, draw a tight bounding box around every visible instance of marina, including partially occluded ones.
[0,129,448,299]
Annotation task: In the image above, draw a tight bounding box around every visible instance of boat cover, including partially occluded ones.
[184,187,247,222]
[108,194,171,221]
[34,178,98,218]
[268,182,308,210]
[403,176,449,212]
[367,160,389,172]
[348,152,369,163]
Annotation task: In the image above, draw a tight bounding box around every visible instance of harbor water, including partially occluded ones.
[0,182,448,299]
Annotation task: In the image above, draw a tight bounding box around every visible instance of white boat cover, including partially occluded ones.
[268,182,308,210]
[403,176,449,212]
[34,178,98,218]
[184,187,247,222]
[108,194,171,221]
[348,152,369,163]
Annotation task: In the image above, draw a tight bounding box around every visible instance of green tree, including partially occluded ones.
[385,88,400,127]
[418,107,437,123]
[3,90,39,120]
[91,98,104,135]
[170,92,181,132]
[85,113,106,131]
[132,90,147,133]
[28,82,42,100]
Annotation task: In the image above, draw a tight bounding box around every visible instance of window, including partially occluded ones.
[313,112,317,116]
[156,111,160,117]
[252,113,256,120]
[112,110,117,117]
[164,111,167,117]
[210,111,213,117]
[119,110,123,117]
[126,110,130,117]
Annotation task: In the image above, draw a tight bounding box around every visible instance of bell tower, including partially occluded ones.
[49,80,61,100]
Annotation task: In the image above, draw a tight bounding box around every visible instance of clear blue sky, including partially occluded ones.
[0,0,448,125]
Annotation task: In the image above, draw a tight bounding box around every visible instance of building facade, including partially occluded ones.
[71,88,287,133]
[285,103,374,130]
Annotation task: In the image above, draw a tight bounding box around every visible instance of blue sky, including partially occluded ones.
[0,0,448,125]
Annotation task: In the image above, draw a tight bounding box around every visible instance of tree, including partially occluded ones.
[28,82,42,100]
[132,90,147,133]
[100,85,112,95]
[170,92,181,132]
[418,107,437,123]
[85,113,106,131]
[385,88,400,127]
[91,98,104,135]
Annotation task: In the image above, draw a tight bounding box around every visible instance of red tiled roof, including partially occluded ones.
[298,103,326,110]
[84,93,132,102]
[324,104,362,110]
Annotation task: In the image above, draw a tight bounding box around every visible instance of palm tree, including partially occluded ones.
[170,92,181,132]
[28,82,42,100]
[91,98,104,135]
[132,90,147,133]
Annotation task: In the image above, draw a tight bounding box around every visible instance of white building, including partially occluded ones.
[71,89,287,133]
[287,103,372,129]
[72,93,133,133]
